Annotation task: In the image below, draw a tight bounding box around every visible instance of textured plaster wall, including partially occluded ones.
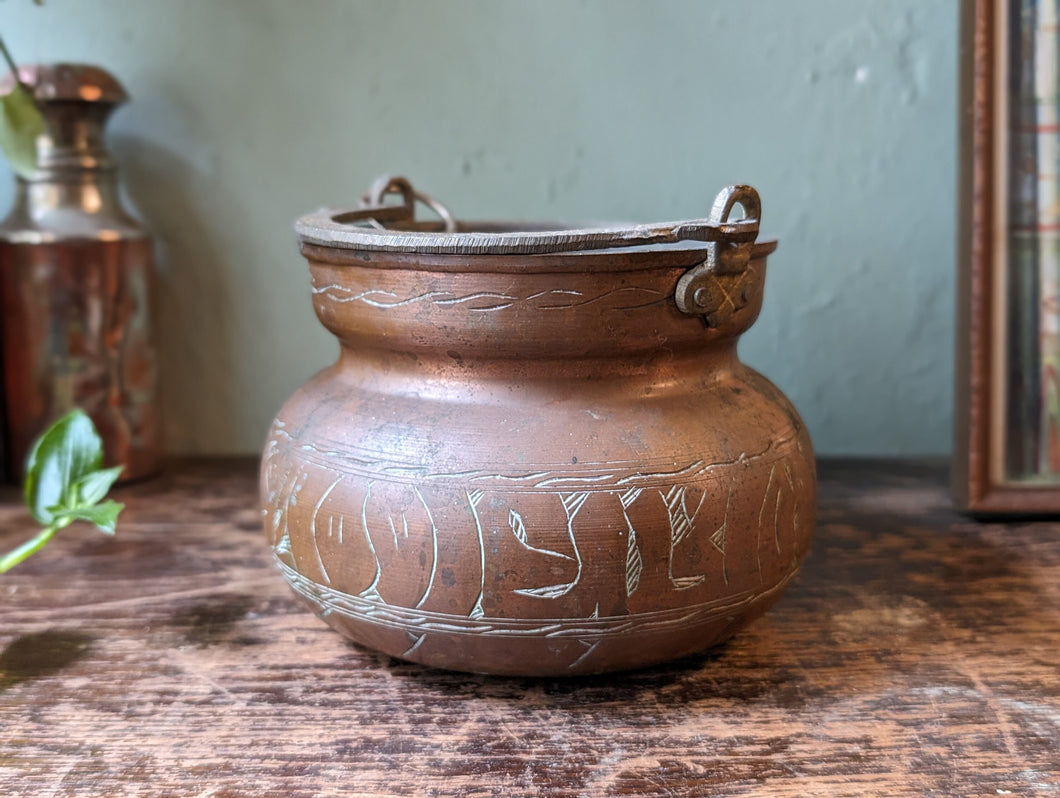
[1,0,957,455]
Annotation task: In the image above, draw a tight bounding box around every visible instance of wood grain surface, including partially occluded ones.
[1,458,1057,797]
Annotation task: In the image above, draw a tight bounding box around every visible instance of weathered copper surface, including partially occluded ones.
[261,178,816,675]
[0,64,158,482]
[0,239,157,480]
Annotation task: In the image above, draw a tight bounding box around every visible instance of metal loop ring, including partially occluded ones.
[709,185,761,228]
[357,174,457,233]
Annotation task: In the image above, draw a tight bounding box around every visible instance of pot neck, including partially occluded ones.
[334,338,743,397]
[32,101,120,178]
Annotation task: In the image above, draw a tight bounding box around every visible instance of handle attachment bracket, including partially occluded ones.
[674,185,761,322]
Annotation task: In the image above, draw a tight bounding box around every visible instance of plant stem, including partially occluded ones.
[0,36,28,93]
[0,524,59,573]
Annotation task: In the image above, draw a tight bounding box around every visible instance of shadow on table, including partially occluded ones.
[0,630,94,693]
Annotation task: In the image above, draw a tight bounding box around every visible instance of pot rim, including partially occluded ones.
[295,214,771,256]
[295,176,770,257]
[298,236,779,277]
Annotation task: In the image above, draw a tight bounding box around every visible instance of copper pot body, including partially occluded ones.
[261,189,815,676]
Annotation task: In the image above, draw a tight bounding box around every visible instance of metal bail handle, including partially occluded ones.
[674,185,762,318]
[305,176,762,255]
[331,174,458,232]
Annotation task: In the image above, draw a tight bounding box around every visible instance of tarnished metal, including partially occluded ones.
[263,175,813,676]
[0,64,158,481]
[347,174,458,232]
[295,174,762,256]
[673,185,762,324]
[302,176,767,325]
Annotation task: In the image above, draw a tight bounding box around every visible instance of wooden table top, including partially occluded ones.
[1,458,1057,797]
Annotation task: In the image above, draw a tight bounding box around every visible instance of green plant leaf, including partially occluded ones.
[58,500,124,535]
[4,409,124,573]
[0,83,43,180]
[24,452,62,525]
[76,465,124,506]
[24,409,104,524]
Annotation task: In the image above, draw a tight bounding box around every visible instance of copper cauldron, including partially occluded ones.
[261,176,815,676]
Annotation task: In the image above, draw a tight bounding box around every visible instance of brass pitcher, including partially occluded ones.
[0,64,158,482]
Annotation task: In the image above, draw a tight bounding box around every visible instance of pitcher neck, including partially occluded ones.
[0,64,145,240]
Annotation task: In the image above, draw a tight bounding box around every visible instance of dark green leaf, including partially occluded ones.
[0,83,43,180]
[24,410,104,524]
[76,465,124,506]
[57,500,124,535]
[24,451,62,525]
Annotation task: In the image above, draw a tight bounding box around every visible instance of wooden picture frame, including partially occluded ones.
[955,0,1060,513]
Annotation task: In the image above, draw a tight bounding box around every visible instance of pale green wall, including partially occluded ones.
[1,0,957,455]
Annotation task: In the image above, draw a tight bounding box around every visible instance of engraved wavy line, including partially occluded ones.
[278,556,798,641]
[278,556,759,625]
[467,304,514,312]
[281,429,798,491]
[311,283,665,312]
[534,472,621,488]
[281,568,801,648]
[527,289,582,300]
[311,287,454,307]
[432,291,515,305]
[474,470,563,485]
[536,286,665,310]
[311,285,529,309]
[280,420,797,473]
